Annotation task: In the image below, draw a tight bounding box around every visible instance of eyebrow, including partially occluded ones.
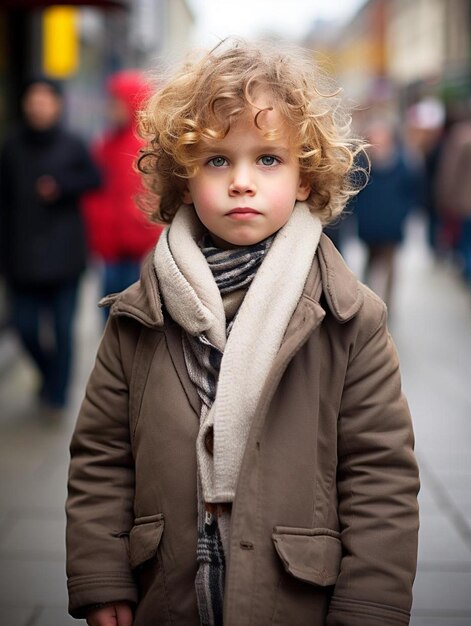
[197,144,292,158]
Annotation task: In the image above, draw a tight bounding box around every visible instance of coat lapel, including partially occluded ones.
[316,234,363,322]
[164,320,202,418]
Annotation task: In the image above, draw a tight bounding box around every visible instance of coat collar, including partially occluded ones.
[101,252,164,327]
[315,233,363,322]
[105,233,363,327]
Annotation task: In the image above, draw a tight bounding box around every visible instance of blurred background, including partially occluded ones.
[0,1,470,625]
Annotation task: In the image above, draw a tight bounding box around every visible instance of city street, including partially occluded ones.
[0,215,470,626]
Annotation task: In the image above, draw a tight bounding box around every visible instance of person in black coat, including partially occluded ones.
[352,118,423,309]
[0,76,101,417]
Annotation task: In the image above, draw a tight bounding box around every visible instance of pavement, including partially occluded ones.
[1,214,471,626]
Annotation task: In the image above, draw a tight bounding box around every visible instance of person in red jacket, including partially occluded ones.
[83,70,163,313]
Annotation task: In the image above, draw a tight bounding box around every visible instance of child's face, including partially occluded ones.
[183,100,310,248]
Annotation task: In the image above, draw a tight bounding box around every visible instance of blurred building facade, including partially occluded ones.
[304,0,471,121]
[0,0,194,138]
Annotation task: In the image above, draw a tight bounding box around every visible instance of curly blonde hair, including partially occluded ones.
[137,38,367,225]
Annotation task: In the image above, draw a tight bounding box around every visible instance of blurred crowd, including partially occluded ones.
[0,72,162,420]
[328,96,471,309]
[1,70,471,419]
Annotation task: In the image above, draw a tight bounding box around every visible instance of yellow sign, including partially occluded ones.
[43,7,78,78]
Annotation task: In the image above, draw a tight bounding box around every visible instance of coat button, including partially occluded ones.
[204,428,214,455]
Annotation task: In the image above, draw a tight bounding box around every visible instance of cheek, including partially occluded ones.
[268,187,298,213]
[187,178,220,209]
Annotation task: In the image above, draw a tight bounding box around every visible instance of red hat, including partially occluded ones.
[106,70,151,115]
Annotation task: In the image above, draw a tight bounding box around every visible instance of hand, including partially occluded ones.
[86,602,133,626]
[36,175,60,202]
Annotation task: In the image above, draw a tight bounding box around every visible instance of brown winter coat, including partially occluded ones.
[66,234,419,625]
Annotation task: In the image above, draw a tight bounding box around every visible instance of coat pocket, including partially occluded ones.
[129,513,164,570]
[272,526,341,587]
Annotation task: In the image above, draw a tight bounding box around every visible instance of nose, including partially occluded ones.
[229,164,256,196]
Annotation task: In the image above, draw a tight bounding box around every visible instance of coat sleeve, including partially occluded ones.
[0,143,11,273]
[66,316,138,618]
[327,292,420,626]
[55,136,101,200]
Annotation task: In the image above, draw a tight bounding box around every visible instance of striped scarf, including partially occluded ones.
[183,233,274,626]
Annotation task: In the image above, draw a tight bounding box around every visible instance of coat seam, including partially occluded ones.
[269,573,283,624]
[349,303,387,364]
[330,594,411,616]
[158,548,174,625]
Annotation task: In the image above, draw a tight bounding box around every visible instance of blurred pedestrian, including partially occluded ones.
[83,70,163,313]
[66,40,419,626]
[0,76,100,419]
[353,117,423,308]
[435,115,471,284]
[406,97,446,255]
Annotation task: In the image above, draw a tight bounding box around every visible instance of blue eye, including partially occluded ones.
[259,155,279,166]
[208,156,227,167]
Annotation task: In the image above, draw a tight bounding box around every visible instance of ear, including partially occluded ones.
[296,177,310,202]
[182,187,193,205]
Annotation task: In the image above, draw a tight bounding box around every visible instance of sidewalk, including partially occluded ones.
[0,270,102,626]
[1,217,471,625]
[392,222,471,626]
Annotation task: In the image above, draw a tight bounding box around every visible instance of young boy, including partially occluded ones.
[66,39,419,626]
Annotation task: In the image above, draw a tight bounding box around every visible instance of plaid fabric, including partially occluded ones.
[182,233,273,626]
[200,233,273,294]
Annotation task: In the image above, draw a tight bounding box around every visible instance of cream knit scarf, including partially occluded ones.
[154,201,322,505]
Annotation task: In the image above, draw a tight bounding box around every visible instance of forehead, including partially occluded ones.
[201,103,293,150]
[24,84,60,103]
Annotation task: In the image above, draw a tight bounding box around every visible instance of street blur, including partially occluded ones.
[1,1,471,625]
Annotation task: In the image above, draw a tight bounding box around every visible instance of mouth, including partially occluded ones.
[226,207,261,216]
